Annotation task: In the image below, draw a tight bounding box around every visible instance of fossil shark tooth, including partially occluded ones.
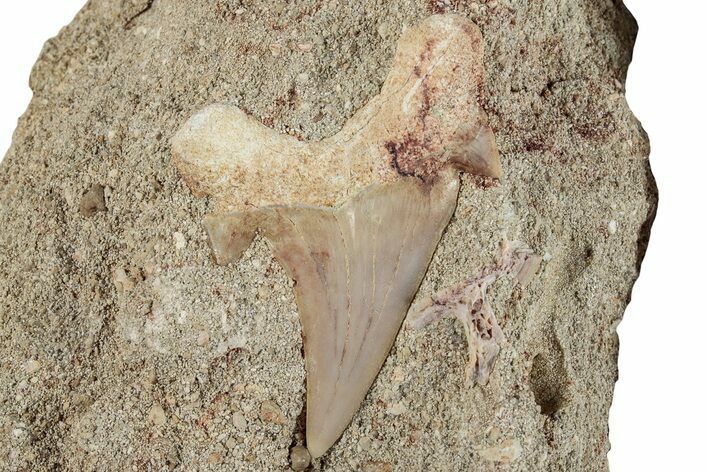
[171,14,500,457]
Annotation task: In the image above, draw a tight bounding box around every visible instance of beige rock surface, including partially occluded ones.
[0,1,655,471]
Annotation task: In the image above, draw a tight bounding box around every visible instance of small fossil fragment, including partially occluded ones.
[409,241,541,386]
[172,14,500,457]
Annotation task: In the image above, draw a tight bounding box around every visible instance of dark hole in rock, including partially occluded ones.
[529,351,570,416]
[79,184,107,217]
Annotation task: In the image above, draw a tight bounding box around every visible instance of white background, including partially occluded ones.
[0,2,706,470]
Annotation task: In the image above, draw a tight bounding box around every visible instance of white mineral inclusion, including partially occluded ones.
[172,14,502,458]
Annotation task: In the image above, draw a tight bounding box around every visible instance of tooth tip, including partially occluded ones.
[306,394,366,457]
[306,416,346,459]
[305,437,329,460]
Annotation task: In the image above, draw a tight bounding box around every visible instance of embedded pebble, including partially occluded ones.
[357,436,372,452]
[113,268,135,293]
[608,220,618,234]
[289,445,311,471]
[257,285,271,299]
[207,451,222,465]
[25,360,41,375]
[386,402,407,416]
[269,44,283,57]
[478,438,522,464]
[398,346,412,360]
[232,412,247,431]
[148,404,167,426]
[173,231,187,250]
[225,437,238,450]
[141,367,157,389]
[197,330,210,347]
[259,400,286,425]
[377,22,390,38]
[489,426,502,442]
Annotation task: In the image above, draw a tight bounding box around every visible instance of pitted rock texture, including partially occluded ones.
[0,1,655,471]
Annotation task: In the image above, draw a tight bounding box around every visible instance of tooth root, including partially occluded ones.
[258,176,459,457]
[172,15,497,215]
